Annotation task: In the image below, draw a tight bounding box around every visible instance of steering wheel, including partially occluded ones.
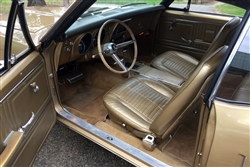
[97,19,138,74]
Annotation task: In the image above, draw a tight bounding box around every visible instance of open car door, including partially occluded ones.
[0,1,56,166]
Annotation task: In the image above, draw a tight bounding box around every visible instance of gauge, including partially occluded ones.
[78,33,92,54]
[93,29,105,47]
[78,41,86,54]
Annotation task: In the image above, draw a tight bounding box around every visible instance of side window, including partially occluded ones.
[11,19,29,57]
[169,0,246,16]
[216,25,250,103]
[0,2,28,71]
[12,19,29,53]
[169,0,189,10]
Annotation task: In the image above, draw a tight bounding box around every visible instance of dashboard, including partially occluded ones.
[55,5,164,67]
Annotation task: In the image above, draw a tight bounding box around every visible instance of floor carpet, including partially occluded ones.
[163,125,197,166]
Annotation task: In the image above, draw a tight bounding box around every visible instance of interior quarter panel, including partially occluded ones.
[0,52,56,166]
[154,10,233,60]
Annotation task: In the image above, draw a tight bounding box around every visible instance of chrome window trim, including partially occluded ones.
[58,108,170,167]
[209,16,250,105]
[0,60,43,104]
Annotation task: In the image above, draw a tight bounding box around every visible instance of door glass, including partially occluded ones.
[169,0,189,9]
[170,0,246,16]
[216,25,250,103]
[12,18,29,56]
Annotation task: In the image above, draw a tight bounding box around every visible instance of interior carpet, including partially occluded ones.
[60,81,109,124]
[163,125,197,166]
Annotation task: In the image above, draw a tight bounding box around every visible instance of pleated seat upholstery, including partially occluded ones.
[151,17,240,80]
[103,76,175,133]
[150,51,199,80]
[103,46,228,139]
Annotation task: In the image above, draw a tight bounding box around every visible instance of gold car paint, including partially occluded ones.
[207,100,249,166]
[195,100,250,166]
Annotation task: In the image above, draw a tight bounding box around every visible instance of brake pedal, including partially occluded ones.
[67,73,84,83]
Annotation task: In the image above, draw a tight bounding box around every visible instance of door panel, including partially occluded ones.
[0,52,56,166]
[154,10,233,60]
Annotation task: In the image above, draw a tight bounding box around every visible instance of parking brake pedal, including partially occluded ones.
[67,73,84,83]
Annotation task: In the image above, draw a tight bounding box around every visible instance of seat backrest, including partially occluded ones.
[150,45,228,139]
[202,17,240,60]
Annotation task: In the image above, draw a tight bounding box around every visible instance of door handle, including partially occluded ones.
[169,20,176,31]
[18,112,35,132]
[181,37,192,45]
[30,82,39,93]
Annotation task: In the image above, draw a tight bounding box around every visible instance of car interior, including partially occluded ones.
[1,0,250,166]
[46,3,246,165]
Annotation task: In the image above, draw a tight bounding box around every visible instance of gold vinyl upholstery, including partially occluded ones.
[103,46,228,139]
[103,76,175,133]
[151,17,240,80]
[150,51,199,80]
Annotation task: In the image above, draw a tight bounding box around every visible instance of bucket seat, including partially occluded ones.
[150,17,240,81]
[103,46,228,139]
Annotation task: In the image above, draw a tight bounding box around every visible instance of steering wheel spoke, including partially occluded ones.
[111,54,128,72]
[116,40,135,49]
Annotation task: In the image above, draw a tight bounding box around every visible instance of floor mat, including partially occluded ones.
[163,125,197,166]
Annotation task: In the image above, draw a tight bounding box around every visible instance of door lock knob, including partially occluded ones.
[30,82,39,93]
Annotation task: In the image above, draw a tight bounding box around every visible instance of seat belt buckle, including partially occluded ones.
[142,134,156,151]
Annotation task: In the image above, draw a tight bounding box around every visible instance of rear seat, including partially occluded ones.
[232,72,250,103]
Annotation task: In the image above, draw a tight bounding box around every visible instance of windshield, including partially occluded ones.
[86,0,160,13]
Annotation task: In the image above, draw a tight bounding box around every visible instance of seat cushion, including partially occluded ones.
[150,51,199,80]
[103,76,175,133]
